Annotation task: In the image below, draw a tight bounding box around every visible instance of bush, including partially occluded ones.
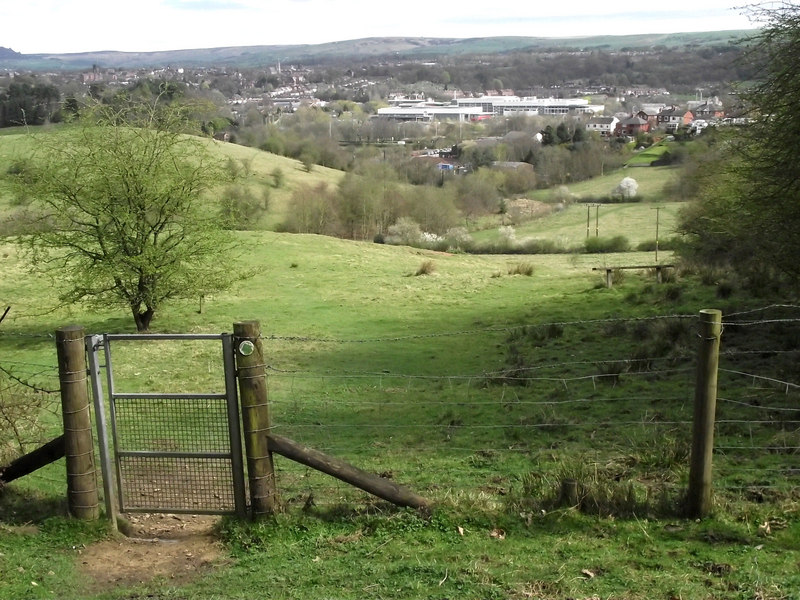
[584,236,631,253]
[385,218,423,246]
[635,237,679,252]
[507,262,535,276]
[414,260,436,276]
[444,227,473,252]
[0,376,55,465]
[271,167,285,188]
[218,184,268,230]
[611,177,638,201]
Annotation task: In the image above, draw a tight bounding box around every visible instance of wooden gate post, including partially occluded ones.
[233,321,279,517]
[55,326,99,520]
[686,309,722,518]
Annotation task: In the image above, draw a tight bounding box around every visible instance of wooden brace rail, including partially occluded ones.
[267,433,430,510]
[592,264,675,288]
[0,435,65,485]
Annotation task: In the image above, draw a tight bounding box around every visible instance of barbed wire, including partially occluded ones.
[265,364,695,383]
[277,420,696,430]
[722,318,800,326]
[716,445,800,452]
[719,368,799,391]
[268,395,691,408]
[0,364,60,394]
[716,418,800,425]
[720,397,800,413]
[0,331,55,339]
[258,313,698,345]
[0,360,58,370]
[722,349,800,356]
[725,304,800,317]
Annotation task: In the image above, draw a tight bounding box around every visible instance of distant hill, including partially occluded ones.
[0,31,754,70]
[0,47,21,59]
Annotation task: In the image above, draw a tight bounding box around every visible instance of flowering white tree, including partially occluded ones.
[612,177,638,200]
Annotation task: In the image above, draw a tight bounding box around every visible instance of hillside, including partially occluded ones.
[0,30,754,70]
[2,119,799,599]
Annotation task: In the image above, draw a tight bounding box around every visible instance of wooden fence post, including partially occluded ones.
[686,309,722,518]
[233,321,279,518]
[55,326,99,520]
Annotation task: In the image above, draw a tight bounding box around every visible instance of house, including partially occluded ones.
[658,107,694,132]
[616,115,650,137]
[586,116,620,137]
[635,108,660,130]
[692,101,725,120]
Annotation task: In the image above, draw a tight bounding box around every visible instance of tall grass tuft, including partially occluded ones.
[414,260,436,276]
[507,262,535,276]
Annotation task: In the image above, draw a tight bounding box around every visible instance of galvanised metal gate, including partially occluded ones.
[87,333,247,517]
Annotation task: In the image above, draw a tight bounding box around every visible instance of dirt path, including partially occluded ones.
[78,513,228,593]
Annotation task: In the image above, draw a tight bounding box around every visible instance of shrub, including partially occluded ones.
[218,184,267,230]
[636,237,679,252]
[271,167,285,188]
[716,281,735,299]
[663,284,683,302]
[0,376,55,465]
[611,177,638,201]
[609,268,625,285]
[444,227,473,252]
[414,260,436,276]
[584,236,631,253]
[385,218,422,246]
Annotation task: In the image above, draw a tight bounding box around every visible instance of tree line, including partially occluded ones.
[0,81,61,127]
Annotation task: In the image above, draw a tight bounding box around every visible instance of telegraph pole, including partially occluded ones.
[652,206,662,262]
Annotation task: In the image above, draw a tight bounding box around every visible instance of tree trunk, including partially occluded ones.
[132,306,155,332]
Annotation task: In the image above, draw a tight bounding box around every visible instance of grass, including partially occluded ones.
[473,200,682,250]
[1,134,799,599]
[525,165,680,204]
[625,142,671,167]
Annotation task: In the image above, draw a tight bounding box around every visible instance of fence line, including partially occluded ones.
[724,303,800,317]
[2,307,798,512]
[259,313,699,345]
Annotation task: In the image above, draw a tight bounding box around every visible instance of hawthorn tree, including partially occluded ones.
[15,97,240,331]
[678,3,800,286]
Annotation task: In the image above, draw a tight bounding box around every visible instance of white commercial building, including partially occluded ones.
[377,96,603,121]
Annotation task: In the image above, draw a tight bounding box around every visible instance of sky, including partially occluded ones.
[2,0,759,55]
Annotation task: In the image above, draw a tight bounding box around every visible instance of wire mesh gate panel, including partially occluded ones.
[89,334,246,516]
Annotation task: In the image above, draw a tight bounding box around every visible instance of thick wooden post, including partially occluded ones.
[686,309,722,518]
[558,478,580,508]
[55,326,99,520]
[233,321,279,517]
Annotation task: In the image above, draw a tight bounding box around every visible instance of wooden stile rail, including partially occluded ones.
[592,264,675,288]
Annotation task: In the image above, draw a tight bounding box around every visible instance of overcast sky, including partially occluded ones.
[4,0,758,55]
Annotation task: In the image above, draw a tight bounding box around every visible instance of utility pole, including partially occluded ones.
[652,206,662,262]
[586,204,591,238]
[595,204,600,237]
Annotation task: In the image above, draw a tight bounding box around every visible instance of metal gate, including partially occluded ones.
[87,333,247,517]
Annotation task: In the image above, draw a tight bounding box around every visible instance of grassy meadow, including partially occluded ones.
[1,132,799,599]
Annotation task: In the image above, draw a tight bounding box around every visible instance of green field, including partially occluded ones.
[526,165,680,205]
[1,134,799,600]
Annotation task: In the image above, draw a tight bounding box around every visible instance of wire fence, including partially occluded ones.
[1,304,798,514]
